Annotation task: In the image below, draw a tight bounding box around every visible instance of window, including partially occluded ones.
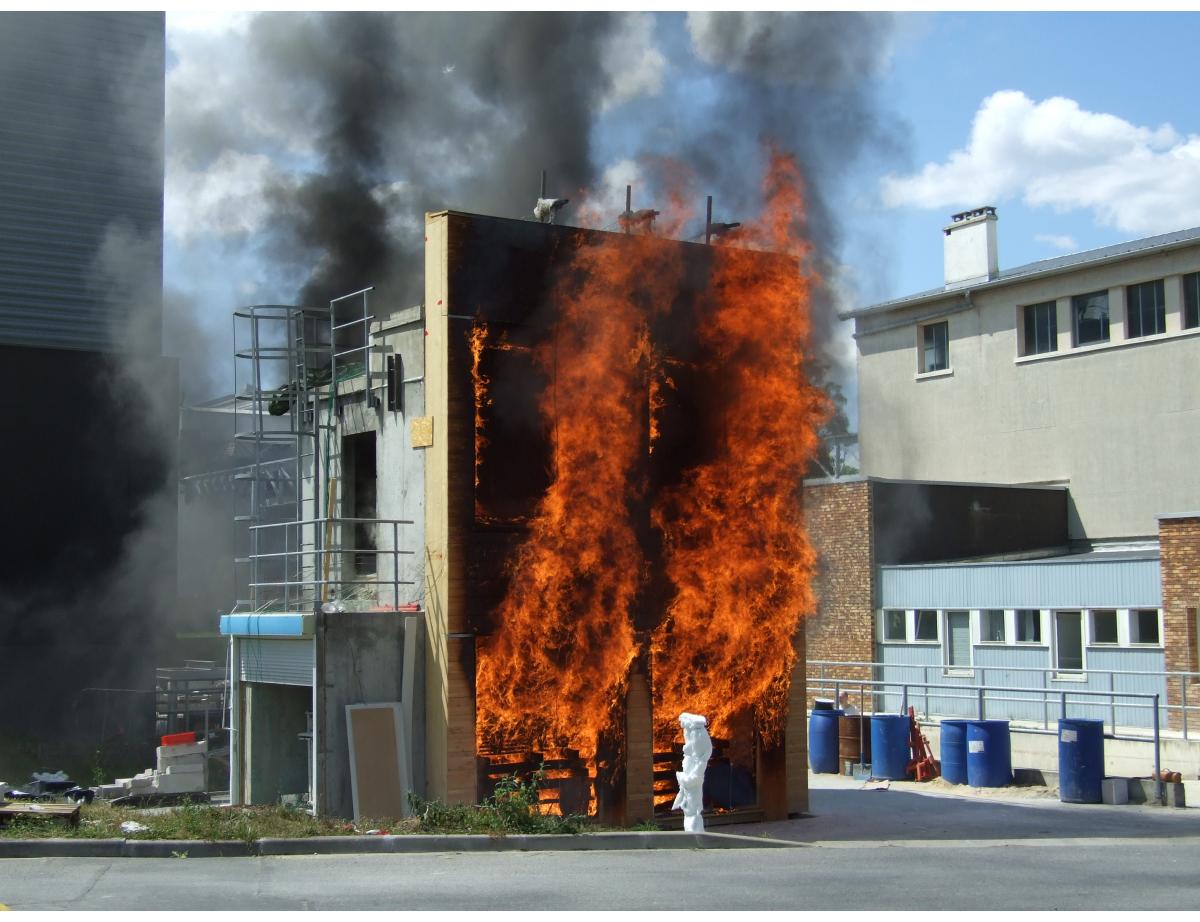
[1185,272,1200,330]
[1126,279,1166,338]
[915,609,938,641]
[1055,611,1084,672]
[1091,609,1118,645]
[945,610,971,668]
[1016,609,1042,643]
[920,321,949,373]
[1132,609,1160,645]
[982,609,1006,643]
[884,610,906,642]
[1022,301,1057,355]
[1072,290,1110,346]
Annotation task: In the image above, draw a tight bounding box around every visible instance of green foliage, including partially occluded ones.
[409,765,586,836]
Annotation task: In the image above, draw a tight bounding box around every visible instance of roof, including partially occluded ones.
[883,547,1160,571]
[841,224,1200,321]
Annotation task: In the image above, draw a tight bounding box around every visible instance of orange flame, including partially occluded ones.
[475,149,827,801]
[650,150,827,747]
[469,320,491,502]
[475,232,686,763]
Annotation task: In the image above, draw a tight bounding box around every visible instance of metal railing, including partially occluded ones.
[239,516,417,613]
[809,659,1200,739]
[807,671,1167,803]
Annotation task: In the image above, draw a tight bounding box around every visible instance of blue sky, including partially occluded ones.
[163,11,1200,400]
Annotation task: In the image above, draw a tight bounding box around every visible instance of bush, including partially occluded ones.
[409,765,585,836]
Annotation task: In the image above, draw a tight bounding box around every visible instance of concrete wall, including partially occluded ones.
[315,610,423,819]
[855,244,1200,541]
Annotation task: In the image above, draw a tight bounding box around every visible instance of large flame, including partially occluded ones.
[474,231,686,761]
[650,151,827,747]
[474,150,826,798]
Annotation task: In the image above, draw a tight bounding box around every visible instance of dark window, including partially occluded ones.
[1092,609,1118,645]
[1133,609,1160,645]
[983,610,1006,643]
[1017,609,1042,643]
[915,609,938,641]
[921,321,949,373]
[1184,272,1200,329]
[1056,611,1084,671]
[884,610,906,641]
[1126,279,1166,338]
[1072,290,1110,346]
[1022,301,1057,355]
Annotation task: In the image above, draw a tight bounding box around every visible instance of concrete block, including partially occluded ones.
[157,753,207,772]
[150,773,206,795]
[157,742,207,760]
[1101,777,1128,805]
[163,763,205,776]
[97,783,130,799]
[1127,778,1187,807]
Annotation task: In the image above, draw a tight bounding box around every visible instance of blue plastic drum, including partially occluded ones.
[966,719,1012,787]
[870,714,911,780]
[1058,718,1105,804]
[940,719,970,785]
[809,708,844,774]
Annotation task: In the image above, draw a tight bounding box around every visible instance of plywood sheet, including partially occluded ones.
[411,416,434,448]
[346,703,410,820]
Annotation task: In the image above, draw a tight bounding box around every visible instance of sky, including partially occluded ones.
[161,11,1200,408]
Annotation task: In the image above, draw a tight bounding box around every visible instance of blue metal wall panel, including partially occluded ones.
[880,557,1161,610]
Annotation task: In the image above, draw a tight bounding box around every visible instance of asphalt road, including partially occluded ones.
[2,776,1198,911]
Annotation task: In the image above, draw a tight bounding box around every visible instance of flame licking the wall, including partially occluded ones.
[651,151,827,748]
[474,150,826,810]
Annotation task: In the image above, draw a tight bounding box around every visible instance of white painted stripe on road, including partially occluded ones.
[804,836,1200,849]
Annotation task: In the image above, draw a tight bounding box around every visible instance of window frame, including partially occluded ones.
[1053,610,1086,678]
[1184,272,1200,330]
[1125,279,1166,338]
[1072,290,1111,346]
[1130,608,1162,646]
[980,609,1007,644]
[913,609,940,643]
[943,609,973,675]
[882,609,907,643]
[1021,300,1058,356]
[918,320,950,374]
[1090,609,1119,646]
[1015,609,1043,644]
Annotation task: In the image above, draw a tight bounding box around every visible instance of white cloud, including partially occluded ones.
[599,12,666,111]
[1034,233,1077,252]
[881,90,1200,234]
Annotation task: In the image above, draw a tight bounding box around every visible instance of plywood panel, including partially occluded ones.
[347,703,410,820]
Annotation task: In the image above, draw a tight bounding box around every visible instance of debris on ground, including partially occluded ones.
[119,820,149,834]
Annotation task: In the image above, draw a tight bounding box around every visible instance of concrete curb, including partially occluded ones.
[0,830,802,859]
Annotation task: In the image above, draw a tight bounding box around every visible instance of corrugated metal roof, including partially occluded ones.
[842,225,1200,320]
[880,552,1161,610]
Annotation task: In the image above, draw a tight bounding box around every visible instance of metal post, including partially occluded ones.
[392,521,399,610]
[1042,669,1049,730]
[834,680,841,709]
[541,170,547,200]
[1153,693,1163,804]
[705,195,713,245]
[624,185,632,234]
[901,684,908,715]
[1060,691,1067,721]
[977,686,985,720]
[1109,672,1116,736]
[1183,679,1189,741]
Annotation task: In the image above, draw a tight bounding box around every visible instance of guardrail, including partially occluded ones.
[807,672,1166,803]
[809,659,1200,739]
[242,516,417,612]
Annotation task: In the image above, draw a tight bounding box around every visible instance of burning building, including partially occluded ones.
[222,162,825,823]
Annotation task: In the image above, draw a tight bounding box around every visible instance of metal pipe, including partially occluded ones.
[329,286,376,303]
[1153,694,1163,804]
[705,195,712,245]
[977,686,985,720]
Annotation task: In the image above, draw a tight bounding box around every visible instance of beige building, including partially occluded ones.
[845,208,1200,543]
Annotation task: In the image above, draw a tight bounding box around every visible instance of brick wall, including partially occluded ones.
[1160,515,1200,728]
[803,480,875,708]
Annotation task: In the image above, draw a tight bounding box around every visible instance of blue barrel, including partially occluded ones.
[809,708,844,773]
[1058,718,1105,804]
[870,714,911,780]
[940,719,970,785]
[966,720,1012,787]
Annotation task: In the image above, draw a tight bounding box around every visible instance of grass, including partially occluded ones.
[0,767,589,840]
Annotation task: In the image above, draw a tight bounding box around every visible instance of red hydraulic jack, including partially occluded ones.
[906,706,940,781]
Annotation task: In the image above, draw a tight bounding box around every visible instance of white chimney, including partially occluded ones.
[944,206,998,288]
